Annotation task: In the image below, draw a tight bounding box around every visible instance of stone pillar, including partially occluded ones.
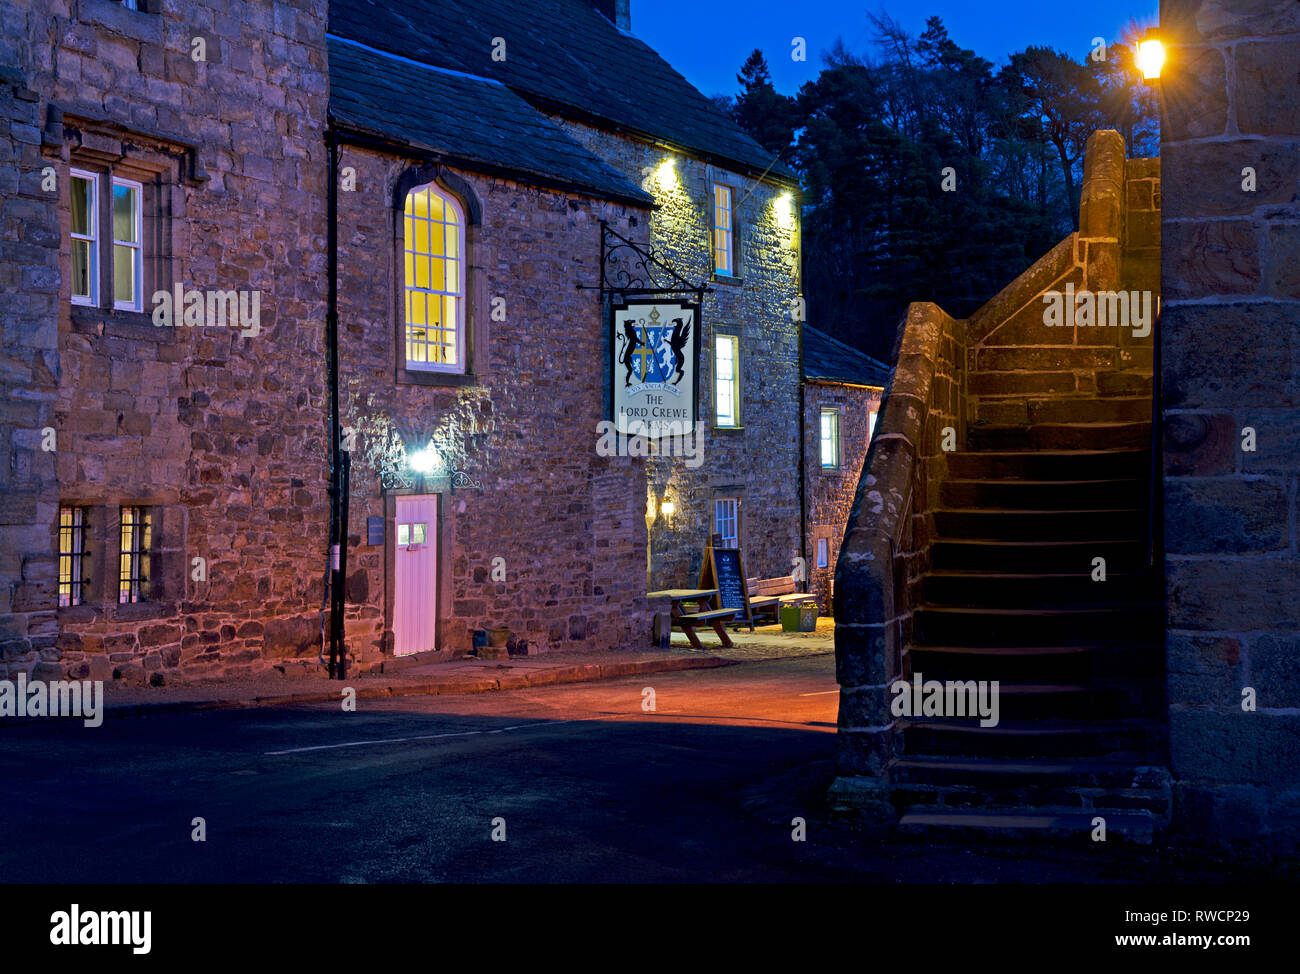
[1160,0,1300,849]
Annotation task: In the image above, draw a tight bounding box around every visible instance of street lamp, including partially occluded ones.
[1137,30,1165,82]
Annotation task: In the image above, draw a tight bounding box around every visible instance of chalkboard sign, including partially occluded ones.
[698,545,752,626]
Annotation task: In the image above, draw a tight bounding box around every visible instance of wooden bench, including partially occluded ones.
[675,607,737,648]
[745,576,816,627]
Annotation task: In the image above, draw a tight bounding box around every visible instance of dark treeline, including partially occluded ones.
[719,14,1159,363]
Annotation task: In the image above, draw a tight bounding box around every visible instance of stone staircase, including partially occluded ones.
[895,386,1169,841]
[831,130,1166,842]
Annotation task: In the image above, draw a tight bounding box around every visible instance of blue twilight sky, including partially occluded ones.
[633,0,1160,97]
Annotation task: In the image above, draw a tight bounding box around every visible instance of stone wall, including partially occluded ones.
[804,381,881,610]
[830,302,965,821]
[964,130,1159,423]
[555,120,803,589]
[334,145,650,659]
[1,0,331,683]
[1160,0,1300,848]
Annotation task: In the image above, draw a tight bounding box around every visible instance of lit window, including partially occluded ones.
[715,334,739,427]
[714,498,739,549]
[403,183,464,372]
[712,184,733,276]
[112,178,143,310]
[119,506,151,603]
[820,408,840,469]
[868,409,878,440]
[58,506,90,607]
[816,537,830,569]
[70,171,97,305]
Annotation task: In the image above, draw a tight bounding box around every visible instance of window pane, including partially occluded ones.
[398,524,409,546]
[113,183,139,243]
[72,239,91,299]
[412,523,426,544]
[113,243,137,305]
[71,176,92,236]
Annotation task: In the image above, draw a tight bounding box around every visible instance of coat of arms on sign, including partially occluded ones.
[618,305,691,389]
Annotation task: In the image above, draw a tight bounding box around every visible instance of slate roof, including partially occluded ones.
[803,326,891,388]
[329,0,797,184]
[329,35,652,206]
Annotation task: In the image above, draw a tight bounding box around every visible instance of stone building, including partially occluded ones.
[0,0,803,681]
[801,326,887,611]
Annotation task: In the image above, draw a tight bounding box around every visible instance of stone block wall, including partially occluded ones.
[1160,0,1300,849]
[830,302,965,820]
[804,381,881,610]
[964,131,1160,426]
[1,0,331,683]
[334,145,650,658]
[555,120,803,589]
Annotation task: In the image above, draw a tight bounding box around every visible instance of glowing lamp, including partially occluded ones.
[407,444,439,475]
[659,499,675,516]
[654,157,677,192]
[775,192,795,231]
[1137,34,1164,81]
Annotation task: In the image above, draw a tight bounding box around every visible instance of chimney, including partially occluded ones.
[585,1,631,31]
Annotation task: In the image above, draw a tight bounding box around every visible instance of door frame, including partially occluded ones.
[383,487,452,657]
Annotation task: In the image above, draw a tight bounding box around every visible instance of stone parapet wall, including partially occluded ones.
[829,302,964,822]
[1160,0,1300,850]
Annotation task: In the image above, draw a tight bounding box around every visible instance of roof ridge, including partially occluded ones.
[327,33,505,87]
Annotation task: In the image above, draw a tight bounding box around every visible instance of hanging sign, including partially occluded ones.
[609,300,700,439]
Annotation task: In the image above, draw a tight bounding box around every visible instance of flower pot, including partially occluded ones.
[488,626,511,648]
[798,603,818,632]
[779,605,801,632]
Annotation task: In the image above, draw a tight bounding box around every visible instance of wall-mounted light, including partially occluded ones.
[406,443,440,475]
[659,499,675,516]
[1137,30,1165,81]
[654,157,677,193]
[775,191,796,231]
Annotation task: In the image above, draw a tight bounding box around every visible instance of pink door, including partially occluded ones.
[394,495,438,656]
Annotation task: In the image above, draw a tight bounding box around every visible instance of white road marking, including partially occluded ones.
[264,719,576,755]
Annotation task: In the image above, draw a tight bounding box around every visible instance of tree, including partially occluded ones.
[731,49,796,156]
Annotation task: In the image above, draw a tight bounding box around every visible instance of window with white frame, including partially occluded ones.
[118,506,151,604]
[868,408,878,440]
[714,498,739,549]
[820,408,840,469]
[112,178,143,311]
[816,537,830,569]
[403,182,464,372]
[70,171,97,305]
[715,333,740,427]
[712,183,733,276]
[58,505,91,607]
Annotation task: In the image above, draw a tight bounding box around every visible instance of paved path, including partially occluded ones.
[0,656,1279,883]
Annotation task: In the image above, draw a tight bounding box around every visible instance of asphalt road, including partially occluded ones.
[0,655,1280,883]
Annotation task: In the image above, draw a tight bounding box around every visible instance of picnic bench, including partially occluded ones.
[744,575,817,627]
[646,588,736,649]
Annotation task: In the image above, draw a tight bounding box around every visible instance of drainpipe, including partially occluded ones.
[798,337,807,584]
[325,130,346,679]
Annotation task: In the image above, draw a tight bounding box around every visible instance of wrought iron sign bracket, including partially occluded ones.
[579,221,712,301]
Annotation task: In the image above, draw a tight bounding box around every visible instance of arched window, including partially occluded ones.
[403,182,464,372]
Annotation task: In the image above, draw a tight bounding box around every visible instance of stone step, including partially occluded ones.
[940,477,1146,510]
[909,642,1163,682]
[898,717,1164,760]
[930,538,1149,572]
[1097,371,1154,397]
[946,449,1148,481]
[890,679,1161,720]
[934,508,1147,542]
[922,570,1161,607]
[968,422,1151,452]
[915,604,1162,646]
[895,808,1160,843]
[892,757,1169,790]
[970,396,1152,426]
